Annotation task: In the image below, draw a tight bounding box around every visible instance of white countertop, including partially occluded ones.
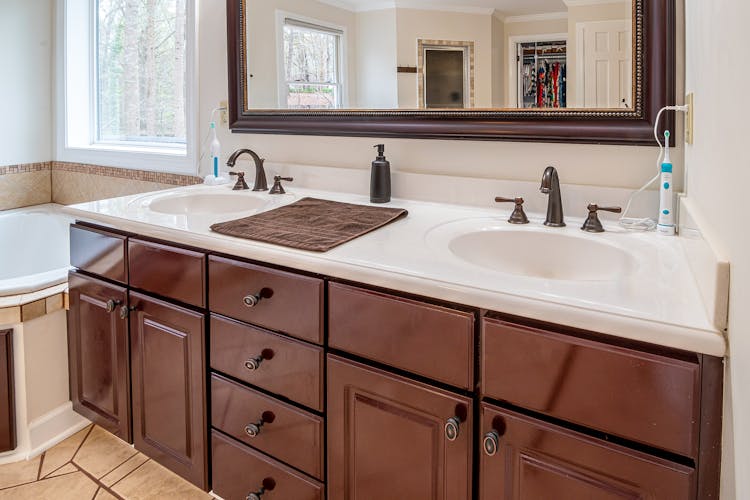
[62,183,727,357]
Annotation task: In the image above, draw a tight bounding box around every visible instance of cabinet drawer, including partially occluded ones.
[329,283,474,389]
[212,430,324,500]
[210,315,324,411]
[481,317,701,458]
[128,239,205,308]
[480,404,694,500]
[209,256,323,344]
[211,374,324,479]
[70,224,127,283]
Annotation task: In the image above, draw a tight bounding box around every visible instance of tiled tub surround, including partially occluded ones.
[0,205,88,466]
[0,424,210,499]
[0,162,201,211]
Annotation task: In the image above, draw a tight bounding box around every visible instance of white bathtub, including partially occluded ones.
[0,205,74,297]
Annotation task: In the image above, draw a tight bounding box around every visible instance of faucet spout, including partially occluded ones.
[540,166,565,227]
[226,149,269,191]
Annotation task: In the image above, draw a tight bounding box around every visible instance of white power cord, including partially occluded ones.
[618,104,690,231]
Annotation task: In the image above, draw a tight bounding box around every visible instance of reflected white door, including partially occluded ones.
[578,20,632,108]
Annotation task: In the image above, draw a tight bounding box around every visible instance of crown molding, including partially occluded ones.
[562,0,629,6]
[504,11,568,23]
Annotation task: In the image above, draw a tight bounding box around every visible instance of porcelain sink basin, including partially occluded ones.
[148,192,269,215]
[429,222,637,281]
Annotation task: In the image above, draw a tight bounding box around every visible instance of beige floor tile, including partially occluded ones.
[0,456,41,490]
[39,425,92,478]
[94,488,119,499]
[46,463,79,478]
[100,453,149,487]
[73,426,137,479]
[0,471,98,500]
[112,460,211,500]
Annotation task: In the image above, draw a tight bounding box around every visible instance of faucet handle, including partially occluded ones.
[269,176,293,195]
[229,171,250,191]
[495,197,530,225]
[582,204,622,233]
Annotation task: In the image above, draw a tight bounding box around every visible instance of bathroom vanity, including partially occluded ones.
[63,184,725,500]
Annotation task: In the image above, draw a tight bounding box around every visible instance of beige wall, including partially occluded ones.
[357,9,398,109]
[567,1,633,107]
[685,0,748,496]
[245,0,357,109]
[491,15,505,108]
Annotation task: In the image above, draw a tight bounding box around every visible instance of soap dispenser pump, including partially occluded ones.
[370,144,391,204]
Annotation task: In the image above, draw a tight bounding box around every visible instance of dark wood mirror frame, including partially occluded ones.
[227,0,674,146]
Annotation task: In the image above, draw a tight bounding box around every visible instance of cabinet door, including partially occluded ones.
[479,403,695,500]
[129,292,207,490]
[0,329,15,452]
[67,272,131,442]
[328,355,472,500]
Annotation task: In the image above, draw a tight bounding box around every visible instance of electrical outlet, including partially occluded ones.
[219,100,229,126]
[685,93,694,145]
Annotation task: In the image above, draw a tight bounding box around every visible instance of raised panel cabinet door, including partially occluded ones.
[67,272,131,442]
[0,330,15,452]
[327,355,472,500]
[479,403,696,500]
[129,292,207,490]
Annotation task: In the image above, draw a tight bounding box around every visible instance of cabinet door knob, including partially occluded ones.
[483,430,500,456]
[244,349,274,371]
[119,305,136,320]
[244,411,276,438]
[243,288,273,308]
[105,299,121,313]
[445,417,461,441]
[246,478,276,500]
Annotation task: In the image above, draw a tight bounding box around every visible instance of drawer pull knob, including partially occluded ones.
[243,288,274,308]
[247,478,276,500]
[445,417,461,441]
[244,349,274,371]
[244,411,276,438]
[105,299,121,313]
[483,431,500,456]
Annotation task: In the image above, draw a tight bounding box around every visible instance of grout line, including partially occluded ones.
[108,458,151,489]
[97,451,140,483]
[92,486,100,500]
[71,462,127,500]
[71,425,96,462]
[36,451,45,481]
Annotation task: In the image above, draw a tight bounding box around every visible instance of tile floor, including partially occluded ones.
[0,425,213,499]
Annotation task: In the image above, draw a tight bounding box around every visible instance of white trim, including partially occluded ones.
[316,0,494,15]
[563,0,629,6]
[275,10,349,109]
[503,12,568,24]
[507,33,568,108]
[56,0,199,175]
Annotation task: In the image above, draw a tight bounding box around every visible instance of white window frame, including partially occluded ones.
[56,0,198,175]
[275,10,348,109]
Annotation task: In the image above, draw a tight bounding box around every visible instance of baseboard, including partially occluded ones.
[27,402,91,458]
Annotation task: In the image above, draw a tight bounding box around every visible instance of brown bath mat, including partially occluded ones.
[210,197,408,252]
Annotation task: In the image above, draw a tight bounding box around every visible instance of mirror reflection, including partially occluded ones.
[244,0,633,111]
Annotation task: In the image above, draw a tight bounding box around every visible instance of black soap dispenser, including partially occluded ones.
[370,144,391,204]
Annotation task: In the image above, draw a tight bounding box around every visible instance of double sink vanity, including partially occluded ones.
[62,169,725,500]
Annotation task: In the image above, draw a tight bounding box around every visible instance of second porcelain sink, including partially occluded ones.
[148,192,270,215]
[427,220,638,282]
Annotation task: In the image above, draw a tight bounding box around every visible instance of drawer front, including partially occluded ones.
[481,317,701,458]
[128,239,205,308]
[480,403,694,500]
[211,374,324,479]
[209,256,324,344]
[212,430,324,500]
[70,224,127,283]
[329,283,474,389]
[210,315,324,411]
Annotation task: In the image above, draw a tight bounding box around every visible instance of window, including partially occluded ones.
[281,18,343,110]
[59,0,196,173]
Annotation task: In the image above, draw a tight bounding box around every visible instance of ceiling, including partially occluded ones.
[317,0,570,17]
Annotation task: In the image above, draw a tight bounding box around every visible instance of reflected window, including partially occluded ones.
[282,18,343,109]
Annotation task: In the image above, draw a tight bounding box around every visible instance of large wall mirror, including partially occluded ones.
[227,0,675,144]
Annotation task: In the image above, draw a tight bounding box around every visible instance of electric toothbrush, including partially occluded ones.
[657,130,675,236]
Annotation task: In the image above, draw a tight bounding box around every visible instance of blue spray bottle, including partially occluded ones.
[657,130,675,236]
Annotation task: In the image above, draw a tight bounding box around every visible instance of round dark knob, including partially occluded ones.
[246,478,275,500]
[244,356,264,371]
[105,299,120,313]
[246,493,263,500]
[445,417,461,442]
[483,431,500,456]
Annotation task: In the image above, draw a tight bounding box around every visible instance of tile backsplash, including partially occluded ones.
[0,161,201,210]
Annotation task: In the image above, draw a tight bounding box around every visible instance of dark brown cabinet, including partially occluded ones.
[129,292,207,489]
[0,329,15,452]
[67,272,131,442]
[479,403,695,500]
[327,355,473,500]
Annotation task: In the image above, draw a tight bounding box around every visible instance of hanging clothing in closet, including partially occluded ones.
[518,41,567,109]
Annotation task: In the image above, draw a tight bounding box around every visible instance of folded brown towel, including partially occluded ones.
[210,197,408,252]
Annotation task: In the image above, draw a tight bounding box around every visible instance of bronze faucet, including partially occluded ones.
[540,166,565,227]
[226,149,268,191]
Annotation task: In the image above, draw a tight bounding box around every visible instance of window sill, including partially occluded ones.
[57,144,197,176]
